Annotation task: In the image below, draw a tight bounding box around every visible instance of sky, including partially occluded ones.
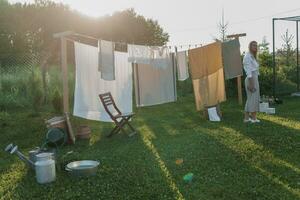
[9,0,300,52]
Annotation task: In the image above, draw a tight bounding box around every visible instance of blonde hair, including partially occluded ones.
[249,41,258,59]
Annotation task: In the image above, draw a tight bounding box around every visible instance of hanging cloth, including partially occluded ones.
[98,40,115,80]
[128,44,152,65]
[133,55,177,107]
[222,39,243,80]
[74,42,132,122]
[128,44,171,69]
[188,42,226,110]
[176,51,189,81]
[150,46,172,69]
[189,42,223,79]
[192,69,226,110]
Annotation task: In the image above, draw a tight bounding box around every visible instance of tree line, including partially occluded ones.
[0,0,169,61]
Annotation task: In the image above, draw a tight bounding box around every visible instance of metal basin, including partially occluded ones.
[65,160,100,176]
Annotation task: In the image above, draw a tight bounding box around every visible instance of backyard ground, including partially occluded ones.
[0,94,299,200]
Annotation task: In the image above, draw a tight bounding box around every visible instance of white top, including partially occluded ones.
[243,52,259,78]
[127,44,171,68]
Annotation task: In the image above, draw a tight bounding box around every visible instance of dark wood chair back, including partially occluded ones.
[99,92,122,120]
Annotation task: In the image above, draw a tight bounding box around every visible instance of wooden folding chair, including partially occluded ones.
[99,92,136,138]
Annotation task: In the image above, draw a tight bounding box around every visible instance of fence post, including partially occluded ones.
[61,37,69,113]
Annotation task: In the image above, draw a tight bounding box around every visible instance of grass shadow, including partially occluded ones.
[136,107,300,199]
[220,99,300,168]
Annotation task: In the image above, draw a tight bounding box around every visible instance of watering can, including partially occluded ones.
[5,144,56,184]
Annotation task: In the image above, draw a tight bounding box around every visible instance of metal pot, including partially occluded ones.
[35,157,56,184]
[29,148,57,163]
[65,160,100,176]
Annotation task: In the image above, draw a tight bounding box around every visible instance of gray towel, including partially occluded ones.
[222,39,243,80]
[134,57,177,107]
[98,40,115,80]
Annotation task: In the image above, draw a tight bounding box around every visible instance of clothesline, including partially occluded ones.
[55,30,244,121]
[64,32,206,51]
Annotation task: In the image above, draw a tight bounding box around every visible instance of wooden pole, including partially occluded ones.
[237,76,243,105]
[61,37,69,113]
[227,33,246,105]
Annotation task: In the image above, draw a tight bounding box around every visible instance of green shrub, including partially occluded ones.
[0,73,31,110]
[51,87,63,113]
[27,70,44,111]
[259,65,296,96]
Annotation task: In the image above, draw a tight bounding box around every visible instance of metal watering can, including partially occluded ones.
[5,144,56,184]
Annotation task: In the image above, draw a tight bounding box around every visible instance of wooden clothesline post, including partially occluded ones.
[53,31,74,112]
[227,33,246,105]
[61,37,69,112]
[53,31,77,144]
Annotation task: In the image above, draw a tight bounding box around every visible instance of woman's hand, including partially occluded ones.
[247,78,256,93]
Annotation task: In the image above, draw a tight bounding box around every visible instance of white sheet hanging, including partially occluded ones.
[74,42,132,122]
[177,51,189,81]
[134,57,177,107]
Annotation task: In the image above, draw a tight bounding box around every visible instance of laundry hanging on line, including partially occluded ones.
[192,70,226,111]
[74,42,133,122]
[222,39,243,80]
[188,41,226,110]
[176,51,189,81]
[98,40,115,81]
[128,44,171,68]
[133,53,177,107]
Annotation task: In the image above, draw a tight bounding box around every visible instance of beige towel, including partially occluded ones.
[188,42,223,79]
[192,68,226,110]
[188,41,226,110]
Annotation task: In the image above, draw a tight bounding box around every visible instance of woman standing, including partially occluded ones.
[244,41,260,123]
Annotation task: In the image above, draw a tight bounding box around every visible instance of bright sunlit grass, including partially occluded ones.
[1,95,300,199]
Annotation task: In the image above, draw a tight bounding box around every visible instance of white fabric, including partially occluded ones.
[243,52,259,78]
[259,102,269,113]
[128,44,171,68]
[128,44,152,65]
[207,107,221,122]
[74,42,132,122]
[150,46,171,68]
[134,59,177,107]
[98,40,115,80]
[266,108,276,114]
[176,51,189,81]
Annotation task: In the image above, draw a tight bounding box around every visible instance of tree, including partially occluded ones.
[0,2,169,59]
[279,29,295,67]
[258,36,269,52]
[0,0,13,54]
[258,36,272,68]
[218,8,229,42]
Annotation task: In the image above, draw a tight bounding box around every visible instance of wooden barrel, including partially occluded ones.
[76,125,91,139]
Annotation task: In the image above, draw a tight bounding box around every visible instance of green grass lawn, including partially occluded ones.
[0,95,300,200]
